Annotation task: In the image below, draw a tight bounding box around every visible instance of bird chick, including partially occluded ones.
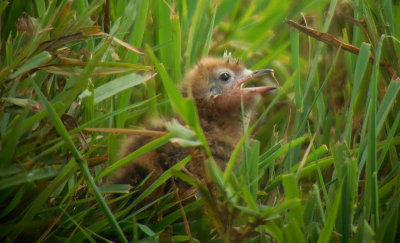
[111,57,276,206]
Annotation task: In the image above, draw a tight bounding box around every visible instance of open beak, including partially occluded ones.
[212,68,277,110]
[234,69,276,94]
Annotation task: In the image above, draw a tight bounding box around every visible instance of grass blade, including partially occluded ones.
[31,80,127,243]
[317,181,343,243]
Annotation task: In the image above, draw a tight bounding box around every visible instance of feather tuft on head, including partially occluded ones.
[223,50,239,64]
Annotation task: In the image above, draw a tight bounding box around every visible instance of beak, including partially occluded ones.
[234,68,276,94]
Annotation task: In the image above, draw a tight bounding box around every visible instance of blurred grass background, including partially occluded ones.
[1,0,400,242]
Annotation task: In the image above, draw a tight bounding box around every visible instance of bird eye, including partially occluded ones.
[219,72,231,82]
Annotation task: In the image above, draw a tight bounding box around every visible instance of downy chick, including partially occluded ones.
[112,57,276,205]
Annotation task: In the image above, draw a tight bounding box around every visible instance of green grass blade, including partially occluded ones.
[129,156,191,210]
[377,105,400,169]
[0,106,29,167]
[93,72,156,104]
[365,36,383,228]
[290,28,302,110]
[184,0,207,69]
[11,158,78,240]
[31,80,128,243]
[0,167,57,190]
[96,133,174,180]
[376,80,400,133]
[115,0,149,128]
[53,37,112,109]
[8,51,52,79]
[374,191,400,242]
[344,42,371,144]
[317,181,343,243]
[203,2,217,56]
[146,44,186,117]
[282,174,303,228]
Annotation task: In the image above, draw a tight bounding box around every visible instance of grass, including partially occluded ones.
[1,0,400,242]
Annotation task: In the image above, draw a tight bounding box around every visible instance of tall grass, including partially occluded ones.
[1,0,399,242]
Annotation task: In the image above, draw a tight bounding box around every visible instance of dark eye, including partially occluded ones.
[219,72,231,82]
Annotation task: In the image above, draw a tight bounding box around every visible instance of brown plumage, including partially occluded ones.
[111,57,275,206]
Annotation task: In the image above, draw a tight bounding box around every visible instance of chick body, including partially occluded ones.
[112,57,275,204]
